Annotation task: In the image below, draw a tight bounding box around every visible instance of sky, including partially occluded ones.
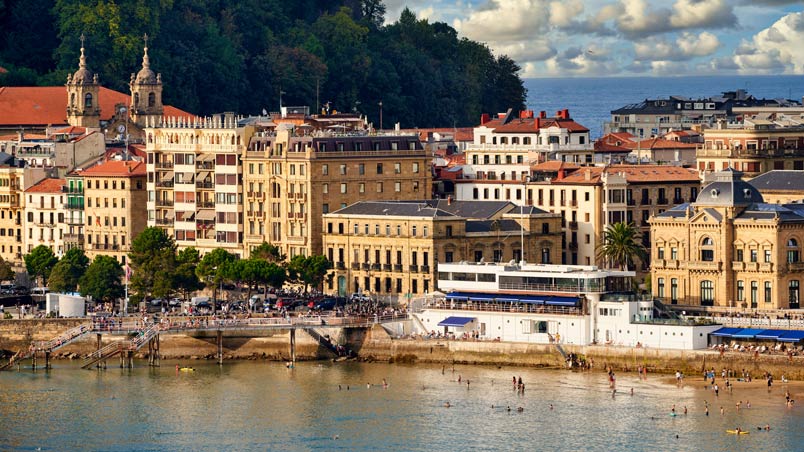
[383,0,804,77]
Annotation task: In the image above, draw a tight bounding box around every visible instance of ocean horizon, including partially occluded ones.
[523,75,804,137]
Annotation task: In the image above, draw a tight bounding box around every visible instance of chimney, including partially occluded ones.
[556,110,562,119]
[540,111,546,119]
[557,169,565,180]
[563,109,569,119]
[584,169,591,181]
[480,113,490,125]
[447,195,452,205]
[535,117,541,129]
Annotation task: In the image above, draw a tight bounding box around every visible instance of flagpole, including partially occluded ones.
[124,264,130,316]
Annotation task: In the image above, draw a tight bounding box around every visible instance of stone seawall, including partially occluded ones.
[358,325,804,380]
[2,320,803,380]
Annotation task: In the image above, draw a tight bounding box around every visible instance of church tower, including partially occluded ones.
[129,34,164,128]
[65,34,101,128]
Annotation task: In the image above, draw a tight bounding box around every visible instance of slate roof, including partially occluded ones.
[748,171,804,192]
[465,219,522,233]
[328,200,544,220]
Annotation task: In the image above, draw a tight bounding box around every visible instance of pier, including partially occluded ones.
[0,313,408,371]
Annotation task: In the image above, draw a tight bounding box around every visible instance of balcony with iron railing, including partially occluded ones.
[420,265,431,273]
[568,221,578,230]
[156,180,174,188]
[196,181,215,189]
[673,197,685,204]
[687,261,722,271]
[64,203,84,210]
[64,233,84,242]
[409,265,419,272]
[335,262,346,270]
[155,199,174,207]
[91,243,121,251]
[656,198,668,205]
[640,198,651,206]
[198,201,215,208]
[196,162,215,170]
[156,161,174,169]
[62,186,83,194]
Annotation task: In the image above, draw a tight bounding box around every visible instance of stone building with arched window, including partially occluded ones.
[650,168,804,310]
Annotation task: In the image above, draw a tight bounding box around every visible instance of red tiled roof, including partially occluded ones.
[51,126,87,136]
[532,161,580,171]
[25,178,65,193]
[0,86,194,126]
[554,165,700,185]
[0,133,50,141]
[491,118,589,133]
[80,160,146,177]
[406,127,474,142]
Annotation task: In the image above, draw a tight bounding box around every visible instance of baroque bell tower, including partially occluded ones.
[65,34,101,128]
[129,34,164,128]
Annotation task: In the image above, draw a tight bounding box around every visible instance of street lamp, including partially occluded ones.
[378,101,383,130]
[118,106,129,161]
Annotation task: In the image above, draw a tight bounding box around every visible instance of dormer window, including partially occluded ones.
[711,188,719,198]
[743,188,752,199]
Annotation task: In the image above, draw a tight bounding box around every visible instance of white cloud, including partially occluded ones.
[453,0,550,43]
[634,31,720,61]
[548,0,585,28]
[669,0,737,29]
[730,11,804,74]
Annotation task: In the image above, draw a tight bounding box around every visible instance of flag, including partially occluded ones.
[125,264,132,282]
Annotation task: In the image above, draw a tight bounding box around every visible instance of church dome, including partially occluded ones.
[695,168,764,206]
[71,45,95,85]
[135,46,158,84]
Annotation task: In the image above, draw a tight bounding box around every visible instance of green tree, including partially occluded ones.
[80,255,124,306]
[287,254,332,293]
[24,245,58,286]
[0,256,15,283]
[596,222,648,271]
[47,248,89,293]
[129,227,177,302]
[174,247,203,302]
[196,248,237,305]
[251,242,286,263]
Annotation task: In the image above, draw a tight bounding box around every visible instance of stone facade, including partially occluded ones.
[244,129,433,259]
[651,169,804,310]
[322,200,562,300]
[82,161,147,265]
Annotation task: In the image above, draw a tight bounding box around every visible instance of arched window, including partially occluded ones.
[148,92,155,107]
[133,93,139,108]
[84,93,93,108]
[70,93,75,107]
[787,238,799,264]
[700,280,714,306]
[700,237,714,261]
[790,280,800,309]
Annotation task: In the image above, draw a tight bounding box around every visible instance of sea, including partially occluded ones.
[524,75,804,138]
[1,361,802,451]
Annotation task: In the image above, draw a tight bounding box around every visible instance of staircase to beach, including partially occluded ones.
[305,328,343,357]
[80,324,160,369]
[1,323,91,371]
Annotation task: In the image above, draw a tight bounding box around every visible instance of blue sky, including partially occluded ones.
[384,0,804,77]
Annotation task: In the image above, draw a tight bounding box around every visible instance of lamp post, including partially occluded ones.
[118,106,129,161]
[378,101,383,131]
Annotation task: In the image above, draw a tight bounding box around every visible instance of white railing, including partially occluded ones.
[708,316,804,330]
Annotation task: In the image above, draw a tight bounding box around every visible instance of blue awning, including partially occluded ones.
[438,316,475,327]
[544,296,580,307]
[710,327,741,337]
[755,329,788,340]
[732,328,767,339]
[778,330,804,343]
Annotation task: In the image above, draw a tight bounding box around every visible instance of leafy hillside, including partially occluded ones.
[0,0,526,127]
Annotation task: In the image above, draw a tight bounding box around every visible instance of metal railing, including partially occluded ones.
[422,300,582,316]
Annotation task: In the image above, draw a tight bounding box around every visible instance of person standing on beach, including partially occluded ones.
[714,384,719,397]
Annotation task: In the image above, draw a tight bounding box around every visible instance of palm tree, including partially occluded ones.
[596,222,647,270]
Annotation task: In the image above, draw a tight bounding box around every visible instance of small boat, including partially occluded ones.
[726,430,749,435]
[179,367,195,372]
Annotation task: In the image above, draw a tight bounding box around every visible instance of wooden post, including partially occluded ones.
[45,351,50,370]
[96,334,103,369]
[217,330,223,365]
[155,334,160,367]
[31,350,36,372]
[290,328,296,365]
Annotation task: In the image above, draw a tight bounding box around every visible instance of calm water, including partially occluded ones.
[1,361,802,451]
[525,75,804,137]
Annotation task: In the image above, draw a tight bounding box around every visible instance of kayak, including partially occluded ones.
[726,430,749,435]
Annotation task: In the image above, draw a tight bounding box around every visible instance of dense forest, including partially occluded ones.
[0,0,526,128]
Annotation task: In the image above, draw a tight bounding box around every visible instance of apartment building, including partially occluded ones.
[243,128,432,258]
[535,165,701,271]
[23,178,67,257]
[145,115,250,257]
[651,169,804,310]
[322,200,562,299]
[63,173,85,252]
[696,119,804,178]
[81,160,147,264]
